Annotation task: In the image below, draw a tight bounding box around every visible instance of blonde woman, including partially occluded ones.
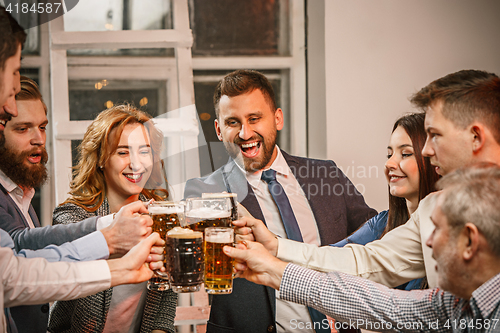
[48,105,176,333]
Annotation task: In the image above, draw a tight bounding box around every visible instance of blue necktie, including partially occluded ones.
[261,169,331,333]
[261,169,303,242]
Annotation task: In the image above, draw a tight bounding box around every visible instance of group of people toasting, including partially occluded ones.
[2,5,500,333]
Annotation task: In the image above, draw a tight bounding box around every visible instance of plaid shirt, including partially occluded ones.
[280,264,500,332]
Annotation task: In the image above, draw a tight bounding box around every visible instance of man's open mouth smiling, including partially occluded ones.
[240,141,261,158]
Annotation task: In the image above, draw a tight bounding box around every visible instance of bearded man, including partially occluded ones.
[0,76,52,332]
[184,70,376,333]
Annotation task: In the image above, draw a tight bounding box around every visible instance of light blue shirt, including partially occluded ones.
[0,228,109,262]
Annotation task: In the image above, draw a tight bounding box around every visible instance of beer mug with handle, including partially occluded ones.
[166,227,204,293]
[184,197,232,232]
[147,201,185,291]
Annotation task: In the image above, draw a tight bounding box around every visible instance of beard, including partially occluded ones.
[0,136,48,188]
[435,242,470,297]
[224,130,277,172]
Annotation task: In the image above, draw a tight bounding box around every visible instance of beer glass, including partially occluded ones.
[202,193,238,221]
[166,227,204,293]
[147,201,185,291]
[204,227,234,294]
[184,197,232,232]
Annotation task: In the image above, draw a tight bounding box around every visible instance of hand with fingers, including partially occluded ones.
[100,201,153,257]
[232,216,279,256]
[108,232,166,286]
[223,240,288,290]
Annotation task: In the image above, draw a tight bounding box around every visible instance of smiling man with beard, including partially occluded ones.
[0,77,49,194]
[184,70,376,333]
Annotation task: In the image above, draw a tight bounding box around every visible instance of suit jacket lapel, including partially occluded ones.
[282,150,338,246]
[0,183,32,229]
[222,159,266,224]
[28,205,41,227]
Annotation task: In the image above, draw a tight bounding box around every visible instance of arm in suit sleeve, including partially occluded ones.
[0,203,98,252]
[277,207,426,288]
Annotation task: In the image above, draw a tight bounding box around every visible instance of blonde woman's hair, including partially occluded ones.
[63,104,167,211]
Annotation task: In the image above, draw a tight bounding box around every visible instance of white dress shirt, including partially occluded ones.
[239,147,320,333]
[1,240,111,333]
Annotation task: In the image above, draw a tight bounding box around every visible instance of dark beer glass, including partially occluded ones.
[204,227,234,294]
[166,227,204,293]
[184,198,232,232]
[147,201,185,291]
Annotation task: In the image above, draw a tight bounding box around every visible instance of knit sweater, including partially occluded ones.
[48,197,177,333]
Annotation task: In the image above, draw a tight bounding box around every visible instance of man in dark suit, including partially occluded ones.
[185,70,376,333]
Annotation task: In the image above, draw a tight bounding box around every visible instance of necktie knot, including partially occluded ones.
[261,169,277,184]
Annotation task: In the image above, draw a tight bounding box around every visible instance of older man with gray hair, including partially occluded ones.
[226,164,500,332]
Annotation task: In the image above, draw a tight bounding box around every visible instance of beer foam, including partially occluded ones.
[167,227,202,239]
[205,231,234,243]
[185,207,231,219]
[149,205,184,215]
[202,192,237,199]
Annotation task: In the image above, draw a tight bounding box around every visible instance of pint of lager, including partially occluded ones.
[185,198,232,232]
[147,201,185,291]
[166,227,204,293]
[204,227,234,294]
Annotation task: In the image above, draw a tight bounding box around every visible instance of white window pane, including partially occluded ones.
[64,0,172,31]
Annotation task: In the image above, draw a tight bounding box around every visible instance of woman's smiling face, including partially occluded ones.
[385,125,420,202]
[103,123,153,201]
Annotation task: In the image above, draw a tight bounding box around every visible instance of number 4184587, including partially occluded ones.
[444,319,498,330]
[6,2,62,14]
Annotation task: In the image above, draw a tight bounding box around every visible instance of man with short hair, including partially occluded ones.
[226,164,500,332]
[240,69,500,291]
[185,69,376,333]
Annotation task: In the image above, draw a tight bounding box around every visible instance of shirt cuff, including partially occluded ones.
[73,260,112,296]
[279,263,320,306]
[96,214,114,230]
[71,231,110,260]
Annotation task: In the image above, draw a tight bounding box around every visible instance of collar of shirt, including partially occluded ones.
[0,169,36,224]
[0,169,35,200]
[471,272,500,318]
[238,146,290,189]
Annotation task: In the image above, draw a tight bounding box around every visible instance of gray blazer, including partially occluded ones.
[184,150,377,333]
[0,184,99,333]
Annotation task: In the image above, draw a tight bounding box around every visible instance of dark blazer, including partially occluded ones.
[0,184,98,333]
[184,150,377,333]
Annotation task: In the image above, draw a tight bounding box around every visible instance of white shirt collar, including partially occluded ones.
[0,169,35,201]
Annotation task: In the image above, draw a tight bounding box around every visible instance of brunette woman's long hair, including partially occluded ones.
[61,104,167,211]
[384,113,440,235]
